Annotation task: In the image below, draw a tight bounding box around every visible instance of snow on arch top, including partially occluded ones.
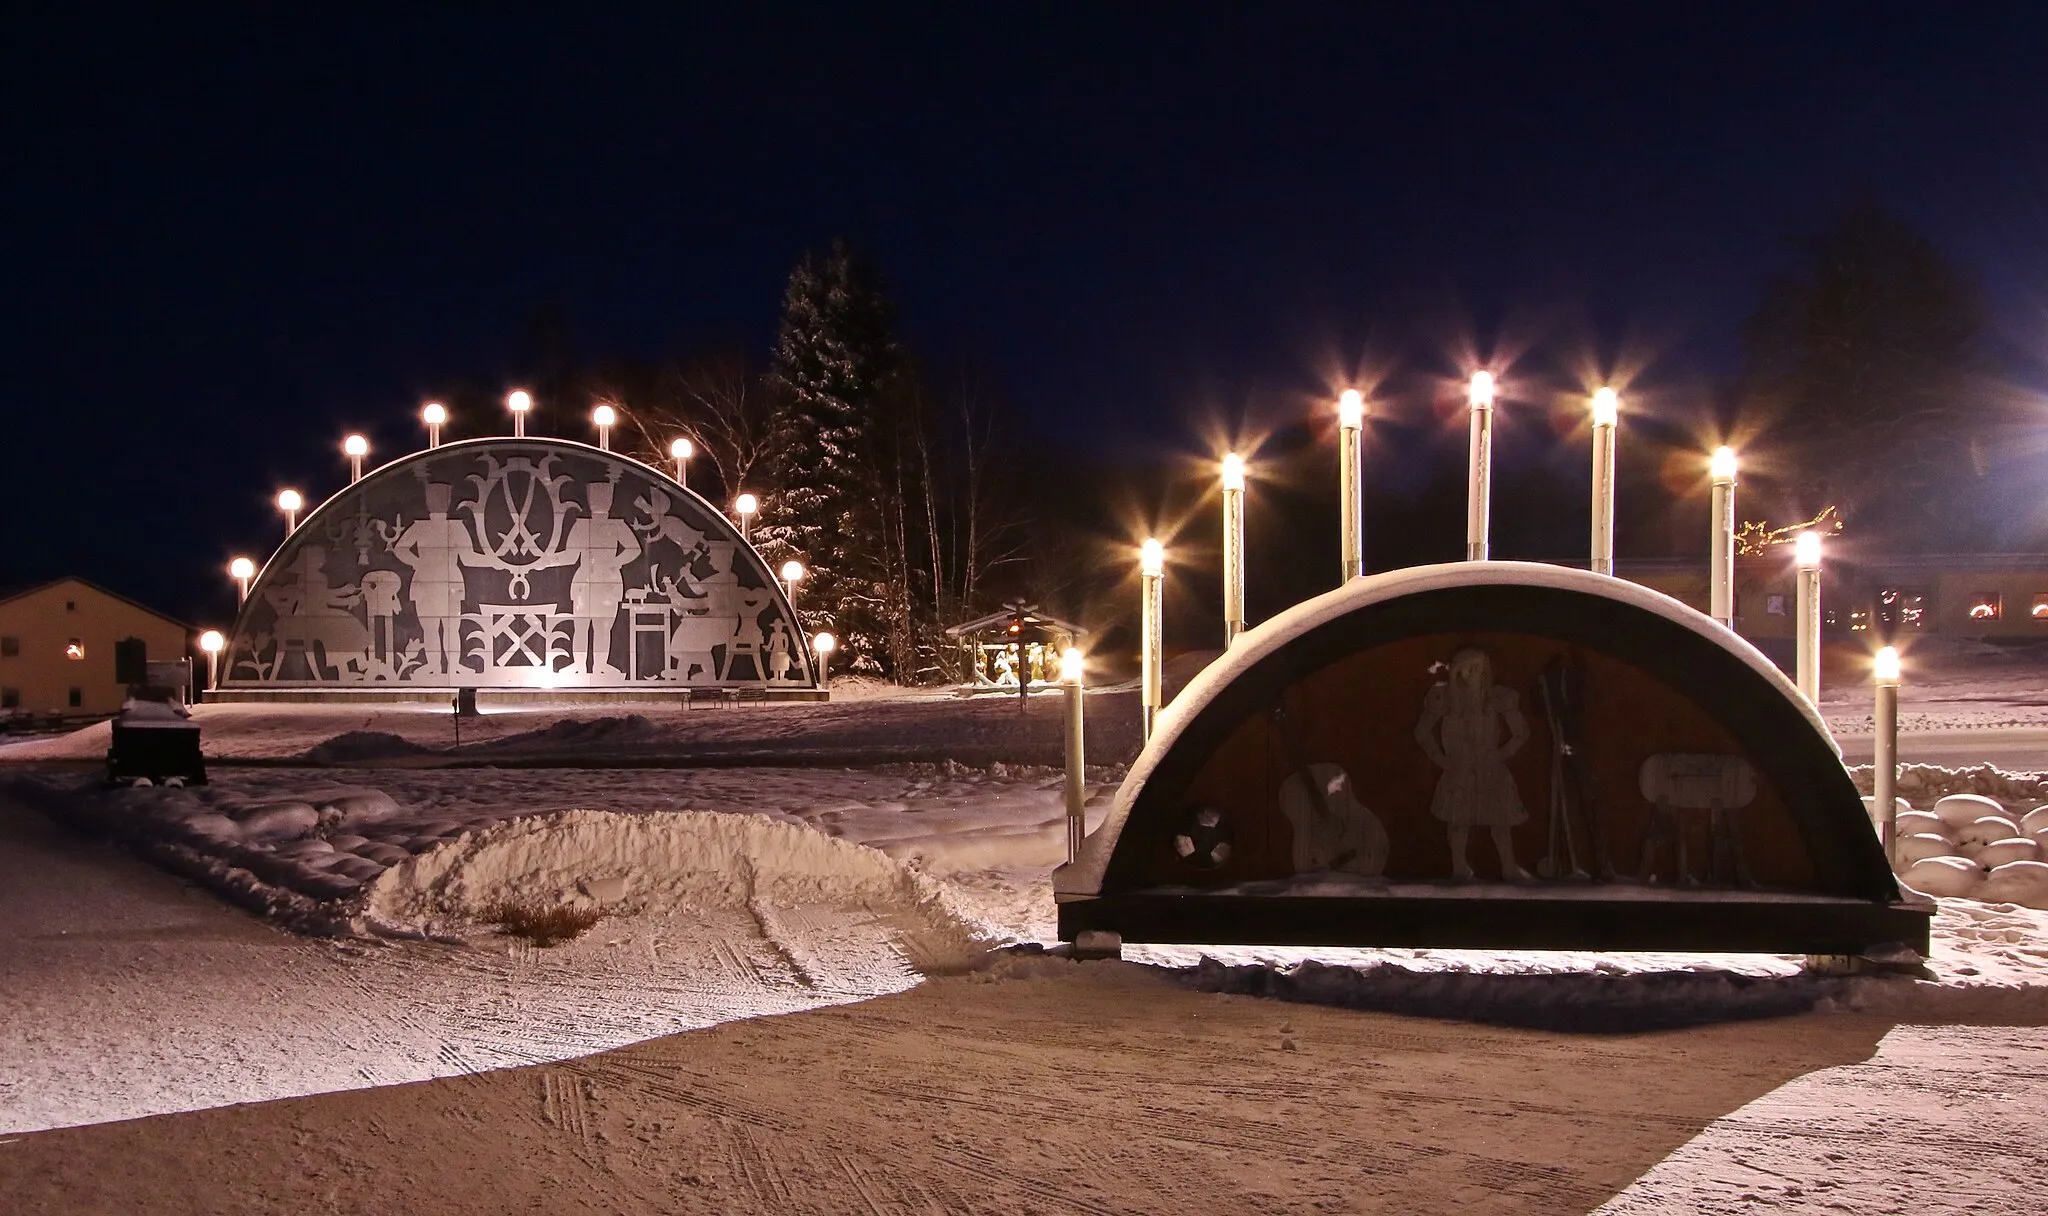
[220,437,815,693]
[1055,561,1930,956]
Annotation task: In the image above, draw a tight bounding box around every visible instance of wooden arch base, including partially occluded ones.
[1056,565,1931,957]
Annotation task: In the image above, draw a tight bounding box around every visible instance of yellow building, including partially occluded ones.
[0,578,190,719]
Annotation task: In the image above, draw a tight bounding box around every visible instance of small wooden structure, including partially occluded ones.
[944,602,1088,688]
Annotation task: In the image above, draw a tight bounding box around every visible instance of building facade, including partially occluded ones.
[0,578,190,719]
[1623,554,2048,643]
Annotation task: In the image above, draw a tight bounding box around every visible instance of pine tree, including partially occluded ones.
[763,241,904,675]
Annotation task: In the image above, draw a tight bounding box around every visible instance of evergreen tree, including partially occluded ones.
[1739,200,1990,546]
[763,241,905,675]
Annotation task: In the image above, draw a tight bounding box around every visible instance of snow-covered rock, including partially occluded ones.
[1955,816,2023,856]
[2022,805,2048,837]
[236,803,320,841]
[1896,833,1956,865]
[1980,861,2048,909]
[1933,793,2005,829]
[1895,809,1946,839]
[1975,837,2042,869]
[1907,855,1987,898]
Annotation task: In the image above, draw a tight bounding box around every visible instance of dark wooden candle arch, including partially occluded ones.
[1055,563,1930,955]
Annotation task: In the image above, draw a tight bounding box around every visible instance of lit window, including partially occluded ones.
[2034,594,2048,621]
[1877,588,1926,633]
[67,687,81,708]
[64,640,84,661]
[1849,608,1870,632]
[1969,593,2003,621]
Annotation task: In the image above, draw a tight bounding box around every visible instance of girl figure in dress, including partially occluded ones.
[1414,647,1532,881]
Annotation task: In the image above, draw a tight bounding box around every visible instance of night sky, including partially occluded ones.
[7,7,2048,627]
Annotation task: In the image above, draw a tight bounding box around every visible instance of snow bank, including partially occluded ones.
[364,808,989,968]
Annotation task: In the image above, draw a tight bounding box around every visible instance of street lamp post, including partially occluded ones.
[276,489,303,535]
[670,437,693,487]
[1338,389,1365,583]
[781,560,805,614]
[1873,646,1902,866]
[343,434,368,483]
[813,632,835,689]
[507,389,532,438]
[1140,538,1164,741]
[1467,371,1495,561]
[229,556,255,603]
[1590,387,1618,575]
[1221,453,1246,647]
[1709,446,1738,627]
[422,402,446,449]
[1795,531,1824,703]
[198,629,224,692]
[592,404,616,452]
[735,493,758,544]
[1061,647,1087,864]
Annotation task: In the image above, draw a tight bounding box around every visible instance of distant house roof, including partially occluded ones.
[945,606,1090,638]
[0,576,191,631]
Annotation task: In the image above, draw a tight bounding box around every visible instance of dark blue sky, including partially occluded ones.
[6,6,2048,623]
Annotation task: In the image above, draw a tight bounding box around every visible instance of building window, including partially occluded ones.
[2034,594,2048,621]
[1,688,17,709]
[1765,594,1787,616]
[1848,607,1870,633]
[1969,593,2003,621]
[67,687,82,708]
[65,639,85,661]
[0,636,16,657]
[1876,588,1926,636]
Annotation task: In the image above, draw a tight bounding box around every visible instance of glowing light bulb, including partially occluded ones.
[1795,531,1823,570]
[781,560,805,583]
[813,632,836,655]
[198,630,224,654]
[1140,537,1164,577]
[1591,387,1619,427]
[1874,646,1902,684]
[1221,452,1246,491]
[1469,370,1496,408]
[229,557,255,581]
[507,390,532,413]
[670,437,693,460]
[1711,445,1738,481]
[735,493,758,516]
[422,402,447,427]
[343,434,368,458]
[276,489,303,513]
[592,404,616,428]
[1338,389,1365,428]
[1060,647,1084,684]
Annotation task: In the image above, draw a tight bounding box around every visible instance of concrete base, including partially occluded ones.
[205,687,829,707]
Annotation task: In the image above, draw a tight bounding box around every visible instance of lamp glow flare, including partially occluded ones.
[198,629,224,692]
[1589,388,1617,576]
[669,437,693,487]
[422,402,446,449]
[229,556,256,602]
[1795,531,1823,703]
[276,489,303,535]
[734,493,758,543]
[343,434,368,483]
[1061,646,1086,864]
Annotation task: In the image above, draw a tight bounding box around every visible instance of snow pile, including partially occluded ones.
[1851,761,2048,805]
[304,731,436,764]
[363,808,990,968]
[1871,790,2048,906]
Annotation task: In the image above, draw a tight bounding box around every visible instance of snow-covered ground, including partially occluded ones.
[7,675,2048,1212]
